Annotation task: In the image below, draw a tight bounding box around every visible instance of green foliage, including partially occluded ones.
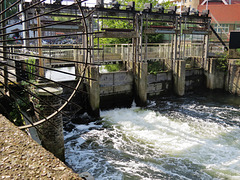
[51,13,75,21]
[21,81,29,87]
[5,0,18,18]
[6,36,14,44]
[161,0,175,9]
[236,48,240,54]
[148,61,163,74]
[25,56,36,80]
[145,32,163,43]
[119,0,159,11]
[235,60,240,66]
[9,97,28,126]
[216,52,228,72]
[104,64,122,72]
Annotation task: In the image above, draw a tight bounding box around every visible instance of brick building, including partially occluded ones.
[172,0,240,42]
[199,0,240,41]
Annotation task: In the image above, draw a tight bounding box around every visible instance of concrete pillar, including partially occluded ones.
[173,60,186,96]
[75,55,84,77]
[204,58,225,90]
[225,59,240,95]
[33,86,65,161]
[134,62,147,106]
[88,66,100,117]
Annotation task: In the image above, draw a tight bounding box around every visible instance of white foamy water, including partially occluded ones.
[64,96,240,179]
[45,66,75,81]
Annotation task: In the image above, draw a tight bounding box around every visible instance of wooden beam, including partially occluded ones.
[95,31,139,38]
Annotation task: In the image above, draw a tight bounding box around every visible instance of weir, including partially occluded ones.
[0,1,240,178]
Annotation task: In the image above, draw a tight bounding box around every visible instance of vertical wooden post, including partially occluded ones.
[36,9,44,77]
[203,19,210,69]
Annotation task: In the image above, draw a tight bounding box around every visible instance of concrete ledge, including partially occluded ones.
[0,115,82,179]
[36,86,63,96]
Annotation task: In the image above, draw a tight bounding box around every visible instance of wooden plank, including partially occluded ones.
[95,31,139,38]
[182,29,211,35]
[102,28,134,32]
[144,28,178,34]
[149,25,174,29]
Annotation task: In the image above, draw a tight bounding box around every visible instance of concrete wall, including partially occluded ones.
[204,58,226,90]
[185,69,204,92]
[147,72,172,96]
[226,59,240,95]
[99,71,133,96]
[134,62,148,106]
[173,60,186,96]
[99,71,134,108]
[204,58,240,96]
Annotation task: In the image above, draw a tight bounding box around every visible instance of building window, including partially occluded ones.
[213,24,229,33]
[236,25,240,31]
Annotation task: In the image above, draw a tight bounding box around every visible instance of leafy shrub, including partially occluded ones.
[148,61,163,74]
[25,57,36,80]
[104,64,122,72]
[216,52,228,72]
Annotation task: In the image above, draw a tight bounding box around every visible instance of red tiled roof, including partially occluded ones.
[198,4,240,23]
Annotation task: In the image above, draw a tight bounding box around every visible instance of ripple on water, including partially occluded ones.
[64,94,240,179]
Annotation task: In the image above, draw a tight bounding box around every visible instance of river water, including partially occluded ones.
[64,92,240,180]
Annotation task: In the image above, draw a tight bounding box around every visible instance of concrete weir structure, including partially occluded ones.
[84,58,203,115]
[84,55,239,116]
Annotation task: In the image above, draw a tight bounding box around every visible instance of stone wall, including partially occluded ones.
[33,86,65,161]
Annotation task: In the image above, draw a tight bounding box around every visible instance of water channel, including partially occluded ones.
[64,91,240,179]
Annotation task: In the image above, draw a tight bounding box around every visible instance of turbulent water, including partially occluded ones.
[45,66,75,81]
[64,92,240,180]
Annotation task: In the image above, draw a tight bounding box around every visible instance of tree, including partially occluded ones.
[4,0,18,19]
